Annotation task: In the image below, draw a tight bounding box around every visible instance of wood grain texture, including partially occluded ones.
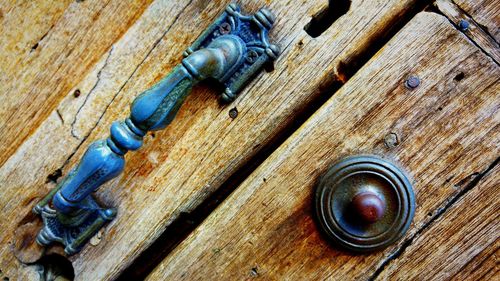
[451,239,499,281]
[375,164,499,280]
[0,0,426,279]
[452,0,500,42]
[0,0,154,167]
[147,12,500,280]
[0,0,72,73]
[435,0,500,63]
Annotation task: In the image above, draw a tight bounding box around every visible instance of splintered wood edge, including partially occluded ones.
[452,0,500,42]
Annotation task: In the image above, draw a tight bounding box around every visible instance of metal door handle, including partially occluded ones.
[34,4,280,255]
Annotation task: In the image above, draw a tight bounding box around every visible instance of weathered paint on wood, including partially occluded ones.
[0,0,427,279]
[147,12,500,280]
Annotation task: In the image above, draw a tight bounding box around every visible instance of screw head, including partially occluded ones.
[405,75,420,89]
[73,89,81,98]
[246,50,259,63]
[229,107,238,119]
[219,22,231,34]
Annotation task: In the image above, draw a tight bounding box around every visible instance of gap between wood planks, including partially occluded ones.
[368,157,500,280]
[116,1,435,279]
[430,1,499,65]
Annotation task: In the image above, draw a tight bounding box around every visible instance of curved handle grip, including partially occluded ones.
[33,4,280,255]
[53,37,243,214]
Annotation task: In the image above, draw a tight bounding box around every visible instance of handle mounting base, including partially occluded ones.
[33,186,116,255]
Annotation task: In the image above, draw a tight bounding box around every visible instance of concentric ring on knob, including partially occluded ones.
[314,155,415,252]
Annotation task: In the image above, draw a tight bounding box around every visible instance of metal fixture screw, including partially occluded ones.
[384,132,399,149]
[458,20,470,31]
[73,89,81,98]
[405,75,420,89]
[219,22,231,34]
[246,50,259,63]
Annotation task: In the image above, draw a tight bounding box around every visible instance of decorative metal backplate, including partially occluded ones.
[183,3,279,102]
[33,183,116,255]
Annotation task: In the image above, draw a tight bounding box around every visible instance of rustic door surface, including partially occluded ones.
[0,0,498,280]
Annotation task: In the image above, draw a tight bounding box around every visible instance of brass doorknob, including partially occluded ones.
[315,155,415,252]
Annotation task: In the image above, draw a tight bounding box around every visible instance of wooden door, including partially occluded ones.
[0,0,498,280]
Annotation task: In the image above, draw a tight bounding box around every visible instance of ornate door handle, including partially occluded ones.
[34,4,280,255]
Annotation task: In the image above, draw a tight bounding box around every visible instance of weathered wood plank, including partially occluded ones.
[435,0,500,63]
[452,0,500,42]
[0,0,154,166]
[0,0,427,279]
[147,12,500,280]
[0,0,199,279]
[0,0,72,73]
[375,164,499,280]
[451,239,499,281]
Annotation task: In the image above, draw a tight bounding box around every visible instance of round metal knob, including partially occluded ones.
[351,192,386,223]
[315,155,415,252]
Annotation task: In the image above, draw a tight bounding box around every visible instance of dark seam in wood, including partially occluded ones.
[30,24,55,52]
[116,2,434,279]
[431,3,500,65]
[368,157,500,281]
[56,109,64,125]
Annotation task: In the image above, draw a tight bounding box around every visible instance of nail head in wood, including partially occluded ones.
[405,75,420,89]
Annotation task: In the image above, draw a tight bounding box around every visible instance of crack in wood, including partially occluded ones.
[368,157,499,281]
[58,0,194,174]
[30,24,54,53]
[70,46,114,140]
[56,109,64,124]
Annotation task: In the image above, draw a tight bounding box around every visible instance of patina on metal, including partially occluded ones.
[314,155,415,253]
[34,3,280,255]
